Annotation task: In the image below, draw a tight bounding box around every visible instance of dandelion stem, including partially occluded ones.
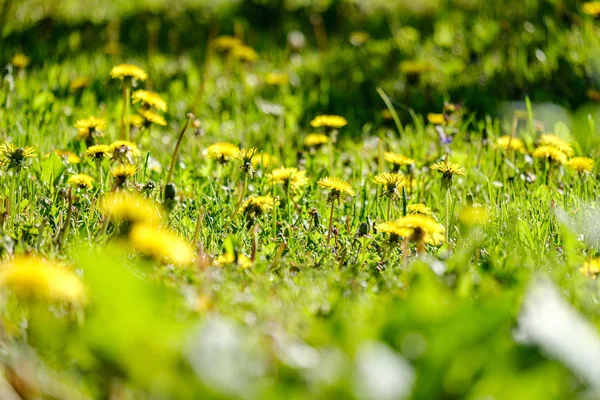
[192,207,205,247]
[360,236,368,268]
[402,237,410,266]
[416,239,425,256]
[227,177,248,227]
[386,197,392,220]
[120,82,129,140]
[286,182,291,223]
[97,160,104,193]
[401,186,407,216]
[445,188,451,244]
[164,114,194,199]
[58,188,73,250]
[9,170,16,223]
[326,200,335,248]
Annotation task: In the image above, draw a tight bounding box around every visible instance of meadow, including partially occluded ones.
[2,0,600,398]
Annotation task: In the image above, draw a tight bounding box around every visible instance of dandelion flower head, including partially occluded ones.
[532,145,567,164]
[110,64,148,82]
[304,134,329,148]
[496,135,525,152]
[207,142,239,164]
[580,258,600,278]
[538,134,574,157]
[129,224,195,266]
[567,157,594,174]
[132,90,167,112]
[0,256,85,303]
[68,174,94,190]
[267,167,309,191]
[317,177,356,198]
[310,115,348,129]
[101,192,161,225]
[384,152,415,168]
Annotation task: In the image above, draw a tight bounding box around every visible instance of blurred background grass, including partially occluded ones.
[3,0,600,125]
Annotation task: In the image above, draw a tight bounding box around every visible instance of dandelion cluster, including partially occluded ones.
[5,11,600,399]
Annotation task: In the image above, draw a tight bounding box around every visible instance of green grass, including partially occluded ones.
[1,1,600,399]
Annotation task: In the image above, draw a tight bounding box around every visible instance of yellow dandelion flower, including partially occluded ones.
[216,253,253,269]
[407,203,434,217]
[431,160,467,178]
[375,221,410,240]
[267,167,309,192]
[399,60,434,75]
[110,140,141,162]
[349,31,370,46]
[457,205,489,226]
[241,195,277,219]
[85,145,111,161]
[101,192,161,225]
[111,164,137,181]
[396,214,445,245]
[138,109,167,126]
[0,142,36,169]
[230,45,258,63]
[110,64,148,82]
[54,150,81,164]
[74,116,106,141]
[132,90,167,112]
[11,53,30,69]
[583,2,600,16]
[538,134,574,157]
[384,152,415,168]
[69,76,91,92]
[427,113,445,125]
[0,256,85,303]
[129,224,195,266]
[236,148,258,175]
[304,133,329,148]
[580,258,600,278]
[310,115,348,129]
[373,172,405,198]
[251,152,277,168]
[317,177,356,199]
[236,148,258,163]
[567,157,594,174]
[265,72,288,86]
[128,114,144,127]
[207,142,239,164]
[496,135,525,152]
[532,145,567,164]
[68,173,94,190]
[211,36,243,52]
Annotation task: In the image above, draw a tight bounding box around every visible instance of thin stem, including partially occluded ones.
[286,182,291,223]
[120,82,128,140]
[402,237,410,266]
[445,188,451,244]
[58,188,73,250]
[326,201,335,248]
[97,160,104,193]
[360,236,368,268]
[192,207,205,246]
[386,197,392,220]
[164,114,194,199]
[226,177,248,228]
[9,170,16,224]
[416,239,425,256]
